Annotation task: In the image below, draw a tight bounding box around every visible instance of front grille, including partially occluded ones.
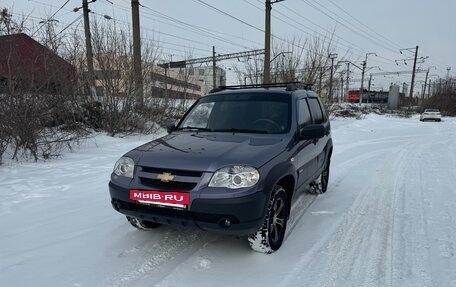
[141,166,202,177]
[138,166,203,191]
[139,177,197,191]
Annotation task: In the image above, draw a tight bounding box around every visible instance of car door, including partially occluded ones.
[307,97,329,175]
[294,97,321,191]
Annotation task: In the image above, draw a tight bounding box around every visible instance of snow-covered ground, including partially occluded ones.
[1,114,456,287]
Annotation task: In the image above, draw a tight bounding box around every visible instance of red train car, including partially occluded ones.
[346,90,361,102]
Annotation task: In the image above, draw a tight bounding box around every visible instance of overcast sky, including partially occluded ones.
[3,0,455,91]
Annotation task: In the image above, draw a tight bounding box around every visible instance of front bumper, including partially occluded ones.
[109,181,267,235]
[421,115,441,121]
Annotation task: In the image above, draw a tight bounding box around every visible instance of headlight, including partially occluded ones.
[113,156,135,178]
[208,165,259,189]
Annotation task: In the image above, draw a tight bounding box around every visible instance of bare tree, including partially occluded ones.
[0,8,28,35]
[0,93,10,164]
[270,37,307,83]
[35,16,65,55]
[88,19,197,136]
[0,11,89,164]
[147,60,201,127]
[233,33,339,90]
[422,78,456,116]
[232,32,344,112]
[232,54,264,85]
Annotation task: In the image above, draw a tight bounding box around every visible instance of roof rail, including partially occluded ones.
[208,82,314,93]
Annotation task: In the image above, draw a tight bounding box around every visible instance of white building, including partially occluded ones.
[172,66,227,94]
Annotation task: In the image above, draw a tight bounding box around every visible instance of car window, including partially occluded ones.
[298,99,312,127]
[180,102,214,128]
[307,98,324,124]
[179,94,291,134]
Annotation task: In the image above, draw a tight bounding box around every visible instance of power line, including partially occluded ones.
[140,9,256,50]
[31,0,71,36]
[107,1,259,53]
[248,0,399,68]
[192,0,264,33]
[17,0,450,81]
[56,15,83,36]
[247,0,364,57]
[299,0,400,55]
[190,0,318,57]
[323,0,404,50]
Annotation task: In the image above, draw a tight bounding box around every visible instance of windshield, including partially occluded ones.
[178,93,291,134]
[424,109,440,113]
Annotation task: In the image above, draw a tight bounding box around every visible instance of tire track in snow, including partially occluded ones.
[289,138,417,287]
[99,228,214,287]
[390,135,436,287]
[277,139,412,287]
[391,126,456,286]
[329,131,423,190]
[322,145,410,287]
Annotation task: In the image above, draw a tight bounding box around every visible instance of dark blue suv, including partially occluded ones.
[109,83,333,253]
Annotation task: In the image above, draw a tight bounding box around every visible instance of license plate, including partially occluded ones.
[129,190,190,209]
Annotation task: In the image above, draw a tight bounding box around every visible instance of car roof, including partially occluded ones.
[206,83,318,99]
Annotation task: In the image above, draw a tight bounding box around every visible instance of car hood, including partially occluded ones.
[128,132,288,172]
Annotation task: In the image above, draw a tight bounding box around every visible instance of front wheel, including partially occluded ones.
[248,185,289,254]
[126,216,161,230]
[308,159,330,194]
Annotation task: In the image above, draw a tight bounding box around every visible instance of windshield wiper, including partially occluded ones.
[212,128,269,134]
[177,126,212,132]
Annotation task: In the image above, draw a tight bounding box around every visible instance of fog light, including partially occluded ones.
[218,218,231,228]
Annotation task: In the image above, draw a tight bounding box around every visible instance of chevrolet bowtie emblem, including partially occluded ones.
[157,172,175,182]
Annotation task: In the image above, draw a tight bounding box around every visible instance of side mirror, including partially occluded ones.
[299,124,325,140]
[167,124,176,134]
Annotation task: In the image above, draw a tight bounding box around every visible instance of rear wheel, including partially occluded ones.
[126,216,161,230]
[248,185,289,254]
[308,159,330,194]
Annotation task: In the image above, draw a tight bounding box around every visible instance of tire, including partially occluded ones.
[248,185,289,254]
[308,159,330,194]
[126,216,161,230]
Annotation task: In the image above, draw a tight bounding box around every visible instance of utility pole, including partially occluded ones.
[346,62,350,96]
[328,53,338,103]
[359,60,366,104]
[422,69,429,100]
[368,74,373,92]
[340,74,344,103]
[409,45,419,99]
[263,0,284,84]
[263,0,272,84]
[132,0,143,107]
[212,46,217,89]
[359,52,376,104]
[82,0,95,93]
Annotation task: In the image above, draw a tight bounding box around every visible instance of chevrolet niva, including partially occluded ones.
[109,83,333,253]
